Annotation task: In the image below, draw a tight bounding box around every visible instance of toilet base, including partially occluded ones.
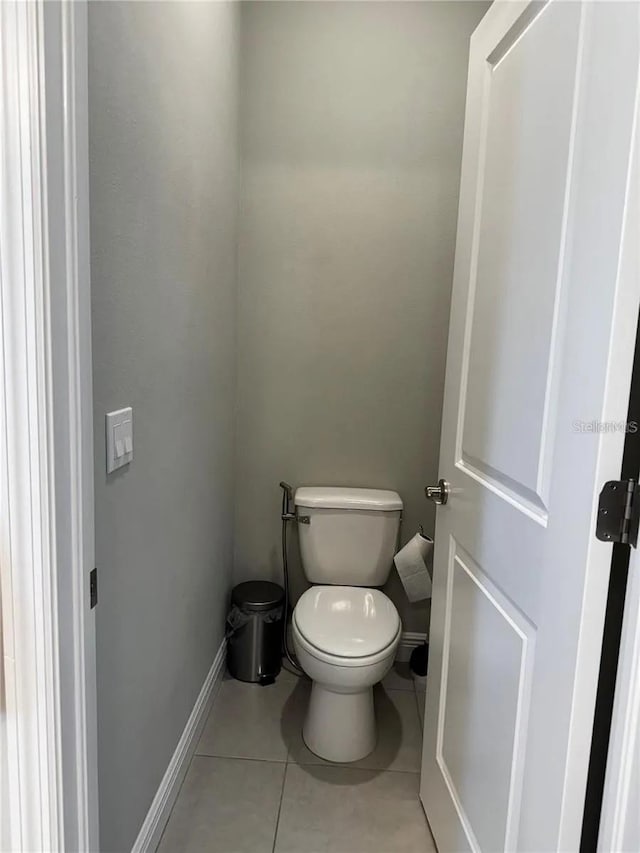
[302,682,376,763]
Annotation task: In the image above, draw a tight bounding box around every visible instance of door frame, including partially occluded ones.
[0,1,98,849]
[598,552,640,850]
[596,90,640,852]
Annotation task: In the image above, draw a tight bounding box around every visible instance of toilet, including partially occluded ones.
[292,486,403,763]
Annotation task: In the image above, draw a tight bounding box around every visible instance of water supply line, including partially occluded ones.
[279,481,304,675]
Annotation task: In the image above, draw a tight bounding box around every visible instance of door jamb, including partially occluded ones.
[0,1,98,849]
[593,71,640,852]
[581,304,640,849]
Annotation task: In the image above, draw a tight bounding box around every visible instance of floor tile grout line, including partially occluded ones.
[380,685,420,696]
[195,748,423,777]
[195,751,288,765]
[285,757,421,777]
[271,761,289,853]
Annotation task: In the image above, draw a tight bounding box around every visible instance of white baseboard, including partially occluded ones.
[131,639,227,853]
[396,631,428,662]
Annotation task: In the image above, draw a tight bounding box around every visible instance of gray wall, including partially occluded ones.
[235,1,486,630]
[88,4,238,850]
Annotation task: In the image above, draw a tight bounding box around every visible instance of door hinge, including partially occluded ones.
[596,479,640,547]
[90,567,98,609]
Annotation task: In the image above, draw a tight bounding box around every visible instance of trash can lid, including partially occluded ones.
[231,581,285,612]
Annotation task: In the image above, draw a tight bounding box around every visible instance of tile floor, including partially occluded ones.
[158,662,435,853]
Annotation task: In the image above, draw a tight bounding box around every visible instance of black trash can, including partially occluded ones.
[226,581,284,685]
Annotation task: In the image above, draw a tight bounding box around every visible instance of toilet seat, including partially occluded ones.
[293,619,401,668]
[293,586,401,667]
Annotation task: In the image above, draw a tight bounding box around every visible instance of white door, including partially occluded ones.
[420,2,640,852]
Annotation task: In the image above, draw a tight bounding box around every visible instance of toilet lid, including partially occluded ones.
[294,586,400,658]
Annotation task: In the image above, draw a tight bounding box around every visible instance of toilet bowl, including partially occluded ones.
[291,486,404,762]
[293,585,401,762]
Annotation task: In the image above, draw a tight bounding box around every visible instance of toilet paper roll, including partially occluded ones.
[393,532,433,602]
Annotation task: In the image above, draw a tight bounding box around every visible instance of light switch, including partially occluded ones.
[114,423,125,458]
[106,407,133,473]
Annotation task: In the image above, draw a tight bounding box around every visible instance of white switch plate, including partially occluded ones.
[106,407,133,473]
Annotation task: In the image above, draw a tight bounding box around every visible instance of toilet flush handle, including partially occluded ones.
[425,479,450,506]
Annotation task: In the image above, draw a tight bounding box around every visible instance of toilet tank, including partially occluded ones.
[294,487,403,586]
